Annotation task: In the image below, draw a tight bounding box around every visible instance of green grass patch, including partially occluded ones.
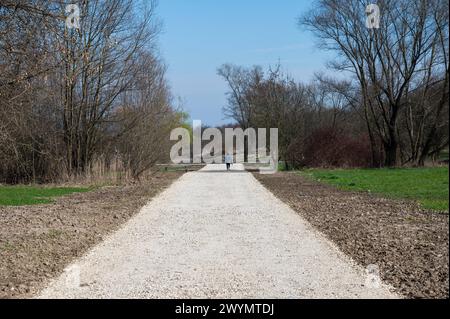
[0,185,91,206]
[300,167,449,211]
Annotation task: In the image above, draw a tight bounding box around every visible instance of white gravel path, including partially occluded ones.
[38,164,397,299]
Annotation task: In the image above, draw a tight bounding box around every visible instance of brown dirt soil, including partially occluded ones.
[253,171,449,299]
[0,171,184,299]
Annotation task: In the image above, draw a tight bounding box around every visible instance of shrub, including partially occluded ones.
[289,127,376,168]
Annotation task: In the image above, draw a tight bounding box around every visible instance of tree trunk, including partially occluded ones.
[384,139,398,167]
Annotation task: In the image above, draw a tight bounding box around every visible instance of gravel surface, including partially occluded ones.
[254,171,449,299]
[38,164,397,299]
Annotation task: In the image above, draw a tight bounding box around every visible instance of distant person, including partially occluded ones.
[225,153,233,171]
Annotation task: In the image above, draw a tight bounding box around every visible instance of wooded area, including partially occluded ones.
[1,0,449,183]
[0,0,184,183]
[219,0,449,169]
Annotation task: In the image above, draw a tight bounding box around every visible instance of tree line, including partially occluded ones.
[0,0,184,183]
[219,0,449,169]
[1,0,448,183]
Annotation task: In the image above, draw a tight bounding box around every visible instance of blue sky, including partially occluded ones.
[158,0,334,126]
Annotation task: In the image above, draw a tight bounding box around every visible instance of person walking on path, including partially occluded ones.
[225,153,233,171]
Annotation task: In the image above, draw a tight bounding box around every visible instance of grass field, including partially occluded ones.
[0,186,91,206]
[300,167,449,211]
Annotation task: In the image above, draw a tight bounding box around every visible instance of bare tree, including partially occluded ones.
[217,64,263,129]
[300,0,449,166]
[0,0,182,183]
[114,52,183,180]
[56,0,162,175]
[0,0,63,182]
